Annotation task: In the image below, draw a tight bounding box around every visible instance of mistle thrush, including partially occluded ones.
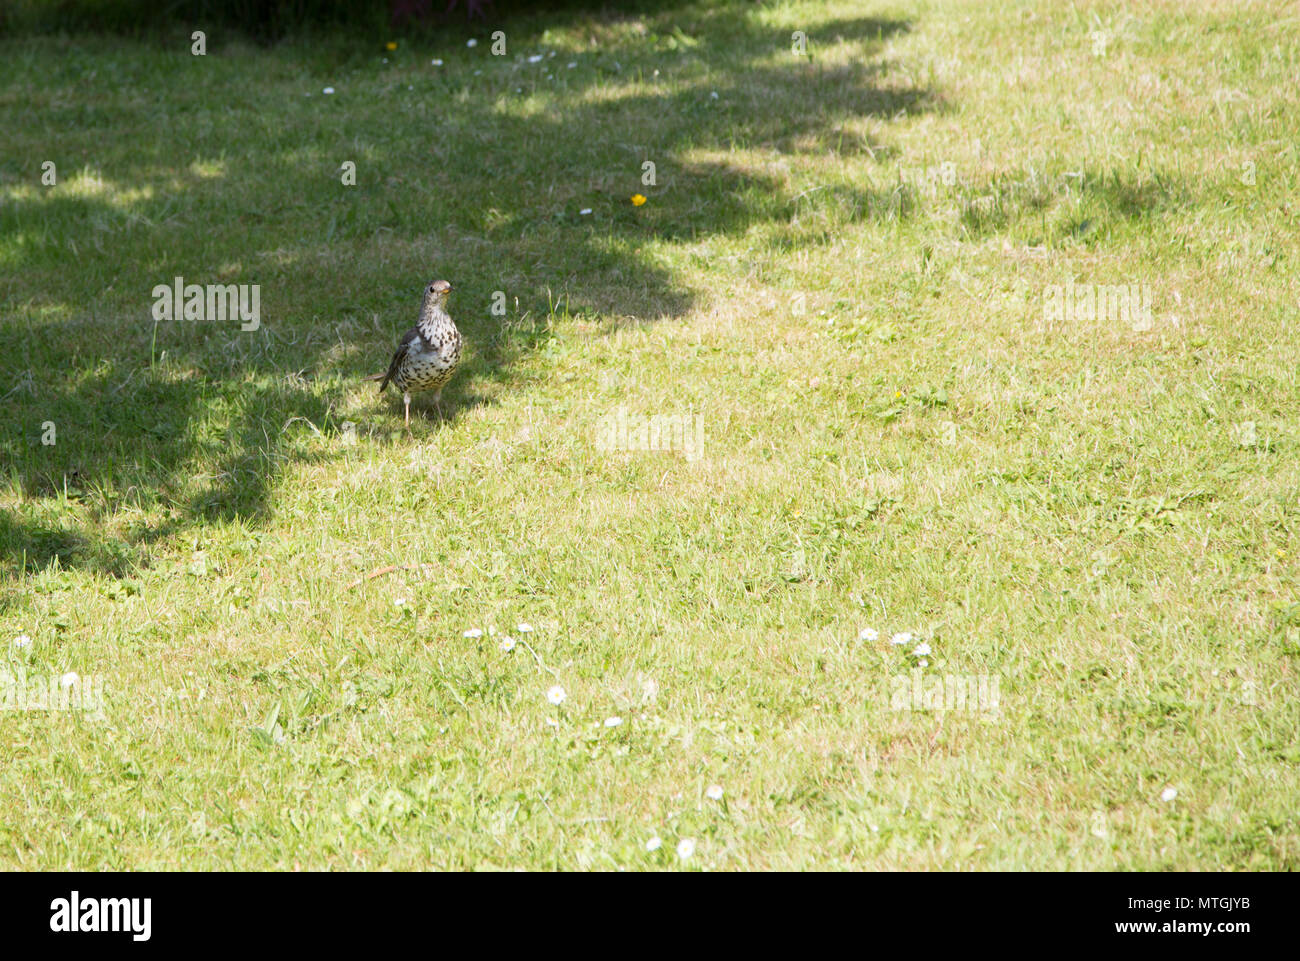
[366,279,463,426]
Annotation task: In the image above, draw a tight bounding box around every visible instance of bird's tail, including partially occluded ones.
[363,372,387,392]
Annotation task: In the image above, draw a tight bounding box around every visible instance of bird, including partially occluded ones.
[366,279,463,426]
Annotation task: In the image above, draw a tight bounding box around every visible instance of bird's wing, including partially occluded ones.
[378,328,422,392]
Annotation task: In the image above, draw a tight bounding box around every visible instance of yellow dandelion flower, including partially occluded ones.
[631,194,647,206]
[385,41,398,51]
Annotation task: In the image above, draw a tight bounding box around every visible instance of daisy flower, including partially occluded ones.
[676,838,696,859]
[859,627,879,642]
[890,632,913,646]
[463,628,483,639]
[547,685,566,705]
[706,784,723,801]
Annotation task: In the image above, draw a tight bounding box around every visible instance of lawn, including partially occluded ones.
[0,0,1297,869]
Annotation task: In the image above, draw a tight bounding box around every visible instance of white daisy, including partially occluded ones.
[323,86,335,95]
[431,59,443,66]
[12,634,31,649]
[890,632,913,646]
[706,784,723,801]
[579,208,592,215]
[466,38,478,47]
[547,685,566,705]
[604,716,623,728]
[676,838,695,859]
[517,622,534,633]
[912,642,931,657]
[463,628,483,638]
[645,836,662,851]
[859,627,879,642]
[499,636,516,652]
[567,62,577,69]
[59,672,79,689]
[527,54,544,63]
[1160,787,1177,802]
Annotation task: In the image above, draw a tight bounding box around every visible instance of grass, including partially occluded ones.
[0,0,1297,870]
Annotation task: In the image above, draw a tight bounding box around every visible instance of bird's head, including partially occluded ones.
[424,279,453,307]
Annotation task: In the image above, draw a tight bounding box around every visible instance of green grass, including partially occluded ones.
[1,0,1297,869]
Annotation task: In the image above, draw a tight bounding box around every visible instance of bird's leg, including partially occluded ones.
[433,391,443,420]
[403,392,411,429]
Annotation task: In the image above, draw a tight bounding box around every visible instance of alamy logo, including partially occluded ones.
[151,275,260,330]
[890,670,1000,713]
[50,892,151,941]
[0,669,103,712]
[898,161,956,189]
[595,407,704,462]
[1042,281,1154,329]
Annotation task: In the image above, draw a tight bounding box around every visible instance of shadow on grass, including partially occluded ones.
[956,165,1193,243]
[1,5,922,581]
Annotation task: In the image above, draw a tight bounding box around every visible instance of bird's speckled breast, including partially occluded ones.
[395,323,462,393]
